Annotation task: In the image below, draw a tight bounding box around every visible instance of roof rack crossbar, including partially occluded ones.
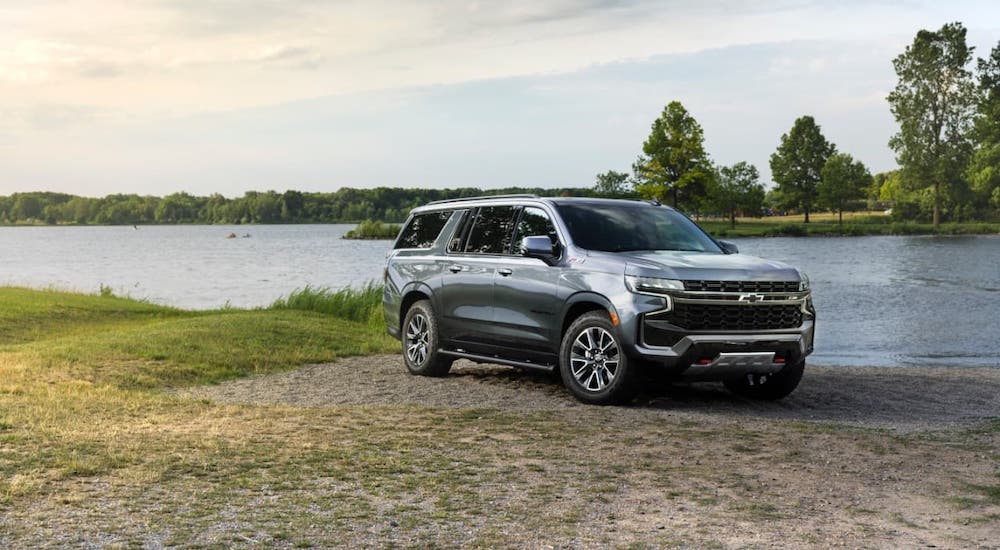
[426,193,539,205]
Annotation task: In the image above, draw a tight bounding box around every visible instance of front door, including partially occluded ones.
[491,206,565,359]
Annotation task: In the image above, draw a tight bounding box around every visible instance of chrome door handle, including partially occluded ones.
[448,265,464,273]
[497,268,513,276]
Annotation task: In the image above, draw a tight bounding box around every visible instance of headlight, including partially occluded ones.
[798,271,810,292]
[625,275,685,295]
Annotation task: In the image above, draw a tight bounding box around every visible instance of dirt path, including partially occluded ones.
[184,355,1000,432]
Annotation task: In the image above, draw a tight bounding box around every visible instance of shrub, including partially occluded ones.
[768,223,807,237]
[343,220,401,240]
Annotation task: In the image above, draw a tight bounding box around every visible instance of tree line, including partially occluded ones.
[3,23,996,229]
[596,22,1000,228]
[0,187,601,225]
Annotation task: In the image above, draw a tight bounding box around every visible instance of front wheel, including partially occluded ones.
[723,359,805,400]
[559,312,638,405]
[401,300,452,377]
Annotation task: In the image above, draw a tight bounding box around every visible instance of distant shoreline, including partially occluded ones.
[2,219,998,238]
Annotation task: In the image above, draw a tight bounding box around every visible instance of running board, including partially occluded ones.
[438,349,557,373]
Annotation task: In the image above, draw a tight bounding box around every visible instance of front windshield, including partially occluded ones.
[555,202,722,253]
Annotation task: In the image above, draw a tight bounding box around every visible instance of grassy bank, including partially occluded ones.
[698,211,1000,238]
[1,287,997,547]
[343,219,401,240]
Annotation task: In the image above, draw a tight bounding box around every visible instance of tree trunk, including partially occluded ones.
[838,209,843,225]
[933,181,940,229]
[730,207,736,229]
[672,187,678,209]
[803,205,810,224]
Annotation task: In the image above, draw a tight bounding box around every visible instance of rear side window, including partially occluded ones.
[395,211,453,249]
[464,206,518,254]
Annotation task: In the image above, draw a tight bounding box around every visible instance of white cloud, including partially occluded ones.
[0,0,999,194]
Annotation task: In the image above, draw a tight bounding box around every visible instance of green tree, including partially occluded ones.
[888,22,977,228]
[281,190,305,222]
[819,153,872,224]
[636,101,713,210]
[12,194,43,220]
[710,162,765,228]
[769,116,836,223]
[869,170,908,211]
[967,41,1000,215]
[155,192,199,223]
[593,170,630,197]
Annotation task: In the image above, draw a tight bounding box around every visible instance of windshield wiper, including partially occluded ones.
[611,247,705,253]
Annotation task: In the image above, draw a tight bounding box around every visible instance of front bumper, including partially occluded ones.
[630,319,815,379]
[622,285,816,380]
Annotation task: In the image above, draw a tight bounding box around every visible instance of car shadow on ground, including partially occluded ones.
[450,362,1000,430]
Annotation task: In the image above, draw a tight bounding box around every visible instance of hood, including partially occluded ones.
[620,251,802,282]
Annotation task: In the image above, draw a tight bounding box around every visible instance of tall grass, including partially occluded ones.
[269,283,384,328]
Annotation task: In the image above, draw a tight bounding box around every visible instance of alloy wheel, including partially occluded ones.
[405,313,430,366]
[569,326,620,392]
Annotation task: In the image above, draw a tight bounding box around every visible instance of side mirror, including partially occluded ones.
[719,240,739,254]
[521,235,557,263]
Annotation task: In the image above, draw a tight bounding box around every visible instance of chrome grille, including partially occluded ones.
[682,280,800,293]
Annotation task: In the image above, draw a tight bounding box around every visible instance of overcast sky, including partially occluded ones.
[2,0,999,197]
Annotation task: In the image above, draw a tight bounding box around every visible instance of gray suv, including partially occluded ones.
[383,195,815,405]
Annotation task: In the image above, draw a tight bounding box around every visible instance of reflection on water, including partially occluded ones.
[0,226,997,368]
[733,235,1000,368]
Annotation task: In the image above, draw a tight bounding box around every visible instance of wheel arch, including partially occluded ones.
[560,292,617,338]
[399,283,434,334]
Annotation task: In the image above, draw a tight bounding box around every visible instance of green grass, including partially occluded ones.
[342,219,402,240]
[0,287,180,346]
[0,286,394,391]
[697,210,1000,237]
[703,218,1000,238]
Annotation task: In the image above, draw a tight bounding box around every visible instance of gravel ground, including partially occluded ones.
[8,357,999,548]
[183,355,1000,432]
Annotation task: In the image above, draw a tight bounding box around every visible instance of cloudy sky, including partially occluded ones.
[2,0,999,197]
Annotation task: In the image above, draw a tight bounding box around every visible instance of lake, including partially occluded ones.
[1,224,997,368]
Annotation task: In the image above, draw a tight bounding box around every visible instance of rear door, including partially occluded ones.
[436,205,518,350]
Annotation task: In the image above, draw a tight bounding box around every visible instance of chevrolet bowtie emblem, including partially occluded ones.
[738,293,766,303]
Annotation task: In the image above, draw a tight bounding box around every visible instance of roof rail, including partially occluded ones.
[426,193,539,205]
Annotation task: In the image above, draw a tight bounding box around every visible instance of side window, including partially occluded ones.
[464,206,517,254]
[394,211,453,249]
[512,207,559,255]
[447,210,472,253]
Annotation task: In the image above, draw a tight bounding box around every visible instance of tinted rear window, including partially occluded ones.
[395,211,453,249]
[555,203,721,253]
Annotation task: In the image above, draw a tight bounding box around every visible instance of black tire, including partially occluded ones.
[401,300,452,377]
[559,312,638,405]
[723,359,805,400]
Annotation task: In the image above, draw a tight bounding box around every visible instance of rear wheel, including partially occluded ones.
[559,312,638,405]
[723,359,805,400]
[401,300,452,377]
